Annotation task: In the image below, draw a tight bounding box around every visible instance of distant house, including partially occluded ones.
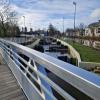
[65,28,82,37]
[65,29,74,37]
[75,28,81,36]
[85,20,100,37]
[85,28,92,36]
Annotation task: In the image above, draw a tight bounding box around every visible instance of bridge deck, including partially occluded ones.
[0,64,27,100]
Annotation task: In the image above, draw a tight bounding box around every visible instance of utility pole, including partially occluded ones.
[73,1,76,34]
[63,17,65,36]
[29,23,31,29]
[23,16,25,28]
[23,16,26,41]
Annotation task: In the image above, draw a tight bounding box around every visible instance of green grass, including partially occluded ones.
[62,38,100,63]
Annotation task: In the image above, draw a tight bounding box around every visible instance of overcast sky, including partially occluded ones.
[10,0,100,31]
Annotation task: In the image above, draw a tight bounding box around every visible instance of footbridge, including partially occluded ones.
[0,38,100,100]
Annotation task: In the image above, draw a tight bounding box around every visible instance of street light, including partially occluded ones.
[73,1,76,31]
[23,16,25,28]
[23,16,26,41]
[29,23,31,29]
[63,17,65,35]
[72,1,76,43]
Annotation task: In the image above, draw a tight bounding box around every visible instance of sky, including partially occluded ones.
[8,0,100,31]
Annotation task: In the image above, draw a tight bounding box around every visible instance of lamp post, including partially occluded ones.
[23,16,25,28]
[29,23,31,29]
[63,17,65,36]
[23,16,26,41]
[73,1,76,33]
[56,22,59,38]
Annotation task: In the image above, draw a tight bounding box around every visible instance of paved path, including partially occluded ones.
[0,64,27,100]
[27,39,40,48]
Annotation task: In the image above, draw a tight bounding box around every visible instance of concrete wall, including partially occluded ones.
[79,62,100,70]
[27,39,40,48]
[57,39,81,66]
[56,39,100,70]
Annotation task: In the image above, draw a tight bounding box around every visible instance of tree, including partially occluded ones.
[0,0,10,36]
[79,23,85,36]
[66,28,74,37]
[90,26,95,37]
[48,24,60,36]
[0,0,20,37]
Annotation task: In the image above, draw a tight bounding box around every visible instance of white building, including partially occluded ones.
[85,28,92,37]
[85,20,100,37]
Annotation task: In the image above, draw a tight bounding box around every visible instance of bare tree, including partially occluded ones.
[0,0,19,37]
[48,24,60,36]
[0,0,11,22]
[0,0,10,36]
[79,23,85,36]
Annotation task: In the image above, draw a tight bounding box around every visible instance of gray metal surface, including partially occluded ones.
[0,39,100,100]
[0,64,27,100]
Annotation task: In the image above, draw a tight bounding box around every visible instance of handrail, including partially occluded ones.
[1,37,34,44]
[0,39,100,100]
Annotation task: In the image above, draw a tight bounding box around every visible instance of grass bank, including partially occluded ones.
[62,38,100,63]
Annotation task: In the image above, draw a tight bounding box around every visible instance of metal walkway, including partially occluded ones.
[0,38,100,100]
[0,64,27,100]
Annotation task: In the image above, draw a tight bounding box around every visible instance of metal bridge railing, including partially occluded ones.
[0,39,100,100]
[2,37,34,44]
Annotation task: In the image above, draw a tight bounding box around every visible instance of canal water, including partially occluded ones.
[33,37,93,100]
[36,37,73,64]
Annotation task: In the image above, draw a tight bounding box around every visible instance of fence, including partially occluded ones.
[0,39,100,100]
